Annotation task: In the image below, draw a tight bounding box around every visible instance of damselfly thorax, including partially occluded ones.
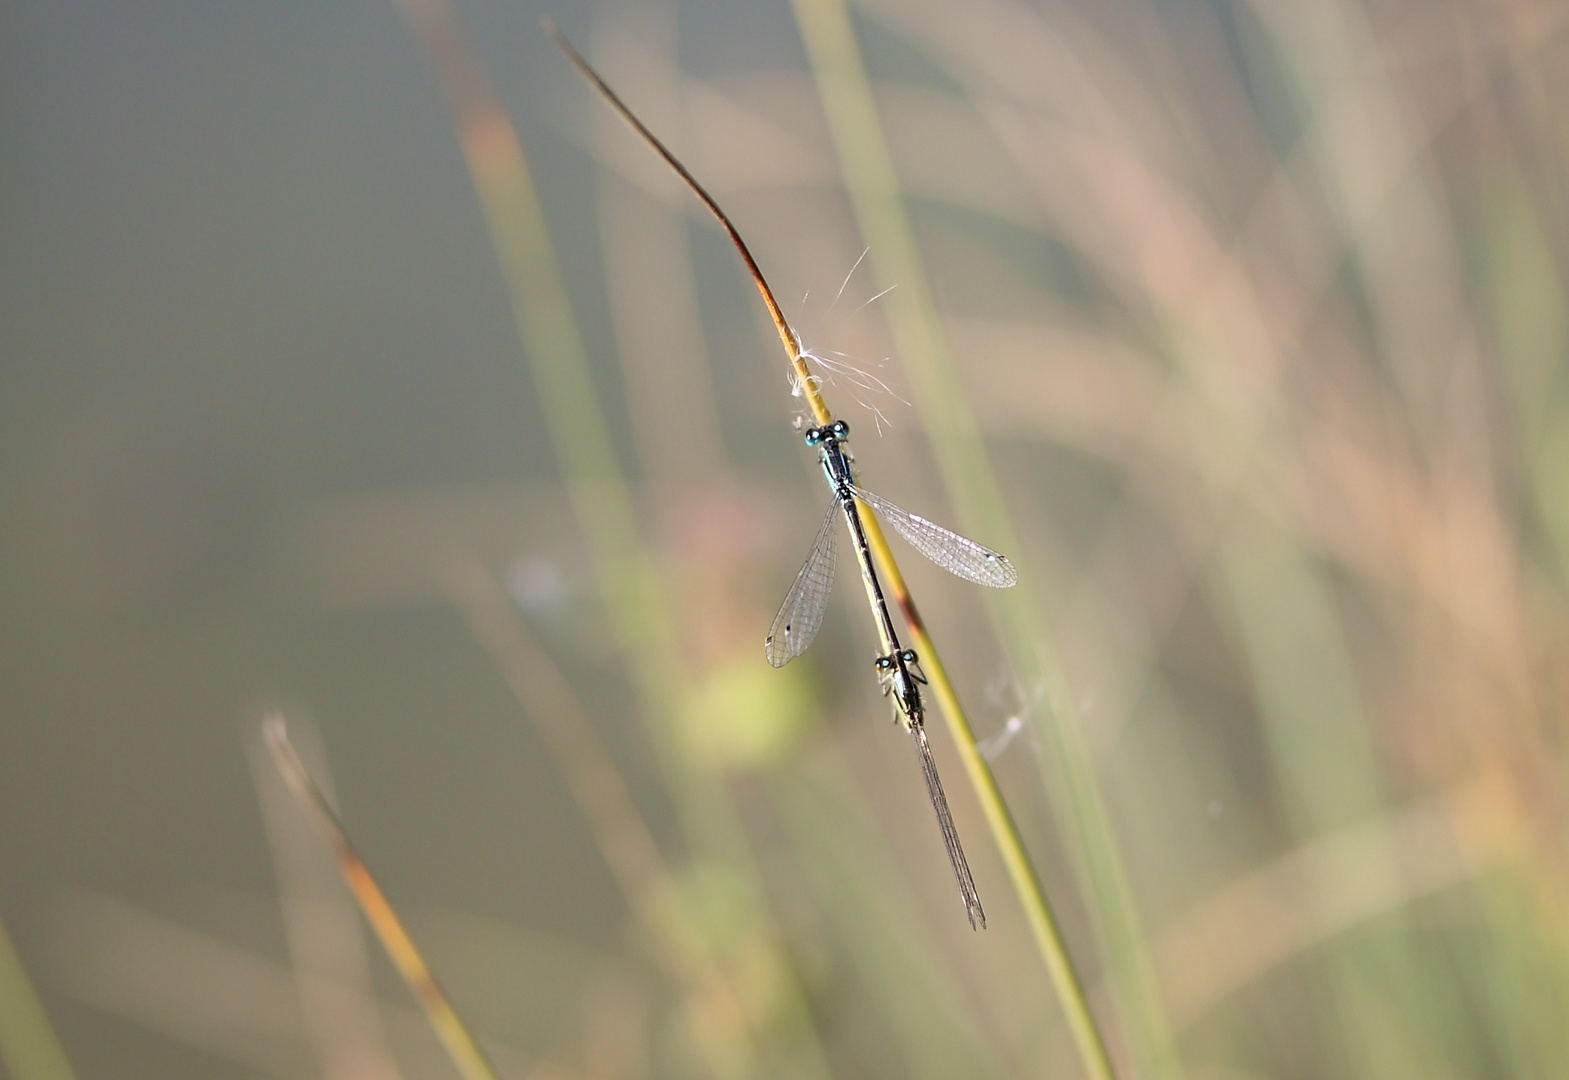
[766,419,1016,671]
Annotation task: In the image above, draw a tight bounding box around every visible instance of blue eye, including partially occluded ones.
[831,420,850,439]
[804,428,823,446]
[900,650,918,664]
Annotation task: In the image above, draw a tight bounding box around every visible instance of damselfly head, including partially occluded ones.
[803,420,852,447]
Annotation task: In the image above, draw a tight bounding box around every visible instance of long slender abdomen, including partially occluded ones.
[910,722,986,930]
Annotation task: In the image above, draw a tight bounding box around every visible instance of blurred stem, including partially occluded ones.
[789,0,1178,1076]
[265,718,502,1080]
[0,912,76,1080]
[1220,522,1463,1079]
[395,0,726,887]
[441,550,772,1080]
[397,0,677,725]
[772,762,1005,1080]
[441,553,672,910]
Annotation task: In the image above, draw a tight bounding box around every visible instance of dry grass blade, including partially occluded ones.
[247,720,405,1080]
[545,18,827,426]
[262,716,502,1080]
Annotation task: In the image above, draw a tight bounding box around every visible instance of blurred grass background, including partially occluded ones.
[4,0,1569,1077]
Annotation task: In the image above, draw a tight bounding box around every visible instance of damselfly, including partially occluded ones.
[549,23,1016,929]
[765,418,1014,928]
[765,419,1017,667]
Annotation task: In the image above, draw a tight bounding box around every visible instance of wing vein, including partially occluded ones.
[850,485,1017,587]
[765,501,840,667]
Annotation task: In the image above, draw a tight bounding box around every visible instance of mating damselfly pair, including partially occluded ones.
[550,24,1018,929]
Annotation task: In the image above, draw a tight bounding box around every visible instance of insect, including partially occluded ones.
[549,23,1016,929]
[765,417,1014,928]
[766,418,1017,668]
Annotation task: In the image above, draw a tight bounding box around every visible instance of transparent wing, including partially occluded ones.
[765,501,839,667]
[850,484,1018,588]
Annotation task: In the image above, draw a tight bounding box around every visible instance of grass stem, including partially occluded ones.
[558,12,1130,1076]
[264,717,502,1080]
[786,0,1178,1075]
[0,913,76,1080]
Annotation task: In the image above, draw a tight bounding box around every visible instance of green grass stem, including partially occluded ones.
[0,913,76,1080]
[787,1,1177,1076]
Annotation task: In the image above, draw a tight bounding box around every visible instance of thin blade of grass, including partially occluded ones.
[440,548,771,1080]
[0,913,77,1080]
[545,19,829,425]
[247,719,405,1080]
[589,5,728,493]
[263,717,502,1080]
[1221,525,1465,1079]
[772,771,1006,1080]
[861,513,1117,1080]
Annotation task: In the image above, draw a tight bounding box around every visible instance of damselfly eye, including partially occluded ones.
[830,419,850,439]
[804,428,823,446]
[900,649,918,664]
[874,656,894,671]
